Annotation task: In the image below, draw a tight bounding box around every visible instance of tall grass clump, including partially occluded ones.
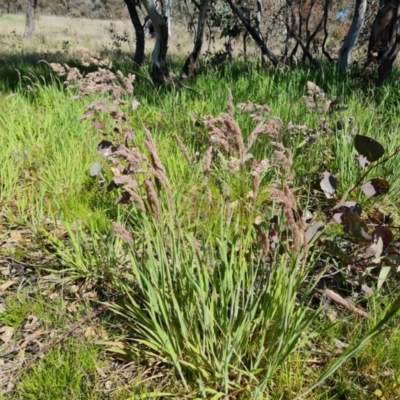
[46,68,323,395]
[39,54,323,394]
[110,203,319,397]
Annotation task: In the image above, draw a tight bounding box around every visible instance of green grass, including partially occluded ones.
[15,339,100,400]
[1,60,400,228]
[282,296,400,399]
[2,55,400,398]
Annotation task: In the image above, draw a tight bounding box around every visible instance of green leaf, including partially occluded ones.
[354,135,385,162]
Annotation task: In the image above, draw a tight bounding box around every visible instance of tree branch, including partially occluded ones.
[322,0,334,62]
[226,0,279,66]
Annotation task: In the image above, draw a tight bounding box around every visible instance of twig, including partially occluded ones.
[12,304,108,382]
[349,146,400,195]
[5,257,36,267]
[179,81,203,96]
[305,0,316,42]
[321,288,370,318]
[289,11,302,61]
[226,0,279,66]
[305,19,324,62]
[281,17,318,65]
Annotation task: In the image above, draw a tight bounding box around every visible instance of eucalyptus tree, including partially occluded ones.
[368,0,400,85]
[181,0,211,78]
[39,0,395,86]
[166,0,172,36]
[142,0,170,83]
[125,0,146,67]
[338,0,368,72]
[23,0,38,39]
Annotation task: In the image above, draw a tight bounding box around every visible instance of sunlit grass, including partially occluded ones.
[1,53,400,398]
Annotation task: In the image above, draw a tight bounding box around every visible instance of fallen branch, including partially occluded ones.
[323,289,370,319]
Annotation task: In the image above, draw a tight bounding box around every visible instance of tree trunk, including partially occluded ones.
[368,0,400,85]
[166,0,172,37]
[368,0,399,59]
[338,0,367,72]
[256,0,263,62]
[156,0,164,15]
[142,0,170,84]
[226,0,278,66]
[23,0,38,39]
[181,0,210,78]
[125,0,145,67]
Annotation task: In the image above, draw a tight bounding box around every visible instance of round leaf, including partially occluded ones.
[92,120,105,130]
[89,162,101,177]
[358,155,370,169]
[98,140,115,158]
[365,236,384,259]
[320,171,337,199]
[361,179,390,197]
[336,119,345,130]
[305,221,324,244]
[333,202,362,224]
[336,202,362,216]
[372,226,393,247]
[354,135,385,162]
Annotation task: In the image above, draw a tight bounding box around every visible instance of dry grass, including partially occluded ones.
[0,5,379,67]
[0,14,135,53]
[0,13,255,62]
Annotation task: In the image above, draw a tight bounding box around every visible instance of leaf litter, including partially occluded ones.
[0,215,118,396]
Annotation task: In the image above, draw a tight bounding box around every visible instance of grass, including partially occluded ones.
[1,61,400,228]
[0,81,103,226]
[0,14,136,54]
[16,339,100,400]
[0,12,251,71]
[1,15,400,398]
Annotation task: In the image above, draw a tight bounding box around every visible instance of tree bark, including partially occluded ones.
[321,0,333,62]
[23,0,38,39]
[125,0,145,67]
[166,0,172,37]
[368,0,400,85]
[338,0,367,72]
[226,0,278,66]
[156,0,165,15]
[368,0,399,59]
[256,0,263,62]
[181,0,210,78]
[142,0,170,84]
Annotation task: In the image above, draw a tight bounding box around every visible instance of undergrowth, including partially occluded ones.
[1,52,400,398]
